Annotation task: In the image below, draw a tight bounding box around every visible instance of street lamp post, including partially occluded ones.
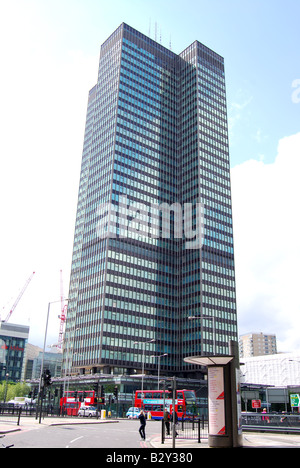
[65,327,80,395]
[150,353,168,389]
[4,372,9,403]
[134,338,155,397]
[2,337,11,402]
[289,360,300,412]
[37,298,69,423]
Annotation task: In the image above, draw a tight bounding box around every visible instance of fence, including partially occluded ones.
[0,404,22,426]
[242,412,300,432]
[161,415,208,444]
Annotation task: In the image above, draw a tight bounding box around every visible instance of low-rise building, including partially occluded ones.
[0,321,29,382]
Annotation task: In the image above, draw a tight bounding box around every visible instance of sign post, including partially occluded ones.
[252,399,261,410]
[290,394,300,411]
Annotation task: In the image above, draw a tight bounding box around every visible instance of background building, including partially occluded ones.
[0,322,29,382]
[23,343,43,380]
[63,23,238,379]
[240,352,300,386]
[23,343,62,380]
[239,332,277,358]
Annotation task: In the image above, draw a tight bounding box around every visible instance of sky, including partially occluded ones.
[0,0,299,353]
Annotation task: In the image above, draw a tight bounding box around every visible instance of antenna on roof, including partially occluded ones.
[148,18,151,37]
[155,22,158,41]
[169,35,172,51]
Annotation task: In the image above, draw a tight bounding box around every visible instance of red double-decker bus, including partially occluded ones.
[134,389,197,420]
[60,390,99,416]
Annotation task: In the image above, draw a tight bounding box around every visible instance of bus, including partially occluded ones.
[134,389,197,420]
[60,390,101,416]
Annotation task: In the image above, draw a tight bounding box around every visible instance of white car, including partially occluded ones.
[78,406,99,418]
[126,407,140,419]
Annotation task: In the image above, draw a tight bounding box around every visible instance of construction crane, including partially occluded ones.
[58,270,68,349]
[3,272,35,323]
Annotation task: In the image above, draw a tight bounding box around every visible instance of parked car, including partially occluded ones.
[126,407,140,419]
[78,406,99,418]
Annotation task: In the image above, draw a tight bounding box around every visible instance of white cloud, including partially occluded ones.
[231,132,300,352]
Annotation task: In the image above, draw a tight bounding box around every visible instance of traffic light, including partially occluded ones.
[167,377,177,393]
[97,386,105,404]
[113,385,118,399]
[43,369,52,387]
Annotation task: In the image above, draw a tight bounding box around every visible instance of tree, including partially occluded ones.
[0,381,30,402]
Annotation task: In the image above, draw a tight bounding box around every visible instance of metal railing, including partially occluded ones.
[0,404,22,426]
[242,412,300,432]
[161,415,208,444]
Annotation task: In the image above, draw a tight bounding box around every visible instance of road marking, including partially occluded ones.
[69,436,84,445]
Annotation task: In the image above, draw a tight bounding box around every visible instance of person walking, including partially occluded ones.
[171,410,178,437]
[164,408,170,435]
[138,410,146,440]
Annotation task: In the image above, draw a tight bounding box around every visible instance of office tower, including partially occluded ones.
[62,23,238,379]
[239,333,277,358]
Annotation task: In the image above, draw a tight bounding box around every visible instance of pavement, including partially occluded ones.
[150,432,300,449]
[0,415,118,433]
[1,417,300,448]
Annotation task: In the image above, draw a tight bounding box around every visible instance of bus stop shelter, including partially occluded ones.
[184,340,243,448]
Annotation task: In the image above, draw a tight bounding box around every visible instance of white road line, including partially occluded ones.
[68,436,84,446]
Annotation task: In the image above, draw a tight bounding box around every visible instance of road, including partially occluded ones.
[1,419,162,449]
[3,416,300,451]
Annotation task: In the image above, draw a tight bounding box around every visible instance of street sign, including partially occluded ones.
[290,394,300,407]
[252,399,261,409]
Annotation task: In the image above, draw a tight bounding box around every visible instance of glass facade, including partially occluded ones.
[63,23,238,378]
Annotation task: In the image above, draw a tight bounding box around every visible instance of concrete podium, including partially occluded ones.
[184,341,243,448]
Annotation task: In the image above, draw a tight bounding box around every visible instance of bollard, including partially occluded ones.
[17,407,22,426]
[161,418,165,444]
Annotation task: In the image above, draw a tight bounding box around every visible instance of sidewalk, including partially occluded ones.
[150,435,209,449]
[150,432,300,449]
[0,416,118,434]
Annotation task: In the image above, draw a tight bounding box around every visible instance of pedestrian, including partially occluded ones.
[262,408,270,424]
[138,410,146,440]
[171,410,178,437]
[280,412,287,423]
[164,408,170,435]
